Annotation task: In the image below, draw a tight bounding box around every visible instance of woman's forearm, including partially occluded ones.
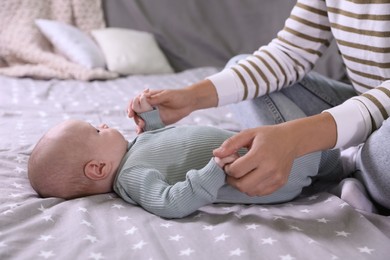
[186,79,219,111]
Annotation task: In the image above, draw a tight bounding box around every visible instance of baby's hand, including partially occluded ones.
[132,89,153,113]
[214,153,240,171]
[127,89,154,134]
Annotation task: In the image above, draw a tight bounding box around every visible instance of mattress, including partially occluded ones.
[0,67,389,259]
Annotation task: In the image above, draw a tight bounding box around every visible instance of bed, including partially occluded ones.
[1,1,389,259]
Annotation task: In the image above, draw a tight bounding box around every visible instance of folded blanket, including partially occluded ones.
[0,0,117,80]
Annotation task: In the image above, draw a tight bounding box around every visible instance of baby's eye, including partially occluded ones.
[96,129,100,133]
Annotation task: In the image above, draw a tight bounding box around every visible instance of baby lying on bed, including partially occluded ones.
[28,92,342,218]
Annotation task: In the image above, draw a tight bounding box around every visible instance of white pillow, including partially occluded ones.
[35,19,106,69]
[91,28,174,75]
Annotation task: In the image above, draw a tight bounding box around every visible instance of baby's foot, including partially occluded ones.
[340,144,361,175]
[214,153,240,171]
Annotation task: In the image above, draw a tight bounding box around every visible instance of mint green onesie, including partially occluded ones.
[113,110,327,218]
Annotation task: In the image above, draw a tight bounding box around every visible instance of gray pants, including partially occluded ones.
[356,120,390,209]
[230,71,389,209]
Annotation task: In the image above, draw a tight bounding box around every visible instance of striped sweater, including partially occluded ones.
[113,111,321,218]
[208,0,390,149]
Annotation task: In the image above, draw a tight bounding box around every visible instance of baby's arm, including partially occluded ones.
[131,90,165,132]
[115,159,226,218]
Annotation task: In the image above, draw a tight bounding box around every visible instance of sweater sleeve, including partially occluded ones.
[115,159,226,218]
[138,109,165,131]
[207,0,332,106]
[324,81,390,149]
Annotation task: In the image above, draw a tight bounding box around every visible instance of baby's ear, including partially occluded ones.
[84,160,111,180]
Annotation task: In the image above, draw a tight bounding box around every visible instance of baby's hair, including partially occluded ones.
[28,124,95,199]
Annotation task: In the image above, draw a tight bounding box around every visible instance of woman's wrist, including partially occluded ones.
[284,112,337,157]
[186,79,218,112]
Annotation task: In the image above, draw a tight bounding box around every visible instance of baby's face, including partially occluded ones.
[50,120,128,163]
[88,122,128,162]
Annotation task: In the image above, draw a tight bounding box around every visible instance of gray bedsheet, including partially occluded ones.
[0,68,389,259]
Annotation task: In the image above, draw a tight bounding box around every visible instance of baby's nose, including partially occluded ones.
[99,123,109,129]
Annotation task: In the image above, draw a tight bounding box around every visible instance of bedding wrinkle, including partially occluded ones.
[0,0,390,258]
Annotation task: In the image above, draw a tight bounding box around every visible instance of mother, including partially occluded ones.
[129,0,390,210]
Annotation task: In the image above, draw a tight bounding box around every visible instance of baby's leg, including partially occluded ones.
[217,150,342,204]
[355,119,390,209]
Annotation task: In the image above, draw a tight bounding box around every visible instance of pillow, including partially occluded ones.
[35,19,106,69]
[91,28,174,75]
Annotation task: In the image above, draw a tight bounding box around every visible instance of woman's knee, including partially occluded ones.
[356,119,390,209]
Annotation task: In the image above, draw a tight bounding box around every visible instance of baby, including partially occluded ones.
[28,92,343,218]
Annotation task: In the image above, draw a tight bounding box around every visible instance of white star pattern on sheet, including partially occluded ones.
[215,233,229,242]
[117,216,131,222]
[111,204,124,209]
[78,207,88,213]
[179,248,194,256]
[280,254,295,260]
[125,226,138,235]
[14,155,26,163]
[160,223,173,228]
[38,204,47,212]
[89,252,104,260]
[339,202,349,208]
[300,209,311,213]
[246,224,259,230]
[289,225,303,232]
[2,70,390,260]
[273,216,287,221]
[42,215,54,222]
[81,219,94,228]
[193,212,204,218]
[229,248,245,256]
[169,235,183,241]
[132,240,147,250]
[38,235,54,242]
[14,166,25,173]
[7,203,18,209]
[261,237,277,245]
[84,235,98,243]
[38,250,55,259]
[12,182,23,188]
[335,231,350,237]
[9,193,22,198]
[2,209,13,215]
[358,246,374,254]
[234,213,245,219]
[317,218,330,223]
[203,225,214,231]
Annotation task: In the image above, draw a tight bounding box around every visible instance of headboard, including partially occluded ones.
[103,0,345,80]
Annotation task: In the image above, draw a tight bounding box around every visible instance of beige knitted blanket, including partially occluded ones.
[0,0,117,80]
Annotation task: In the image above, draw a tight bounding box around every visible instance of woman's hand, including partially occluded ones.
[214,125,297,196]
[128,79,218,128]
[143,88,195,125]
[213,113,337,196]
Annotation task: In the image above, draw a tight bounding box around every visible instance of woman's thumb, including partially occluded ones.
[213,131,253,157]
